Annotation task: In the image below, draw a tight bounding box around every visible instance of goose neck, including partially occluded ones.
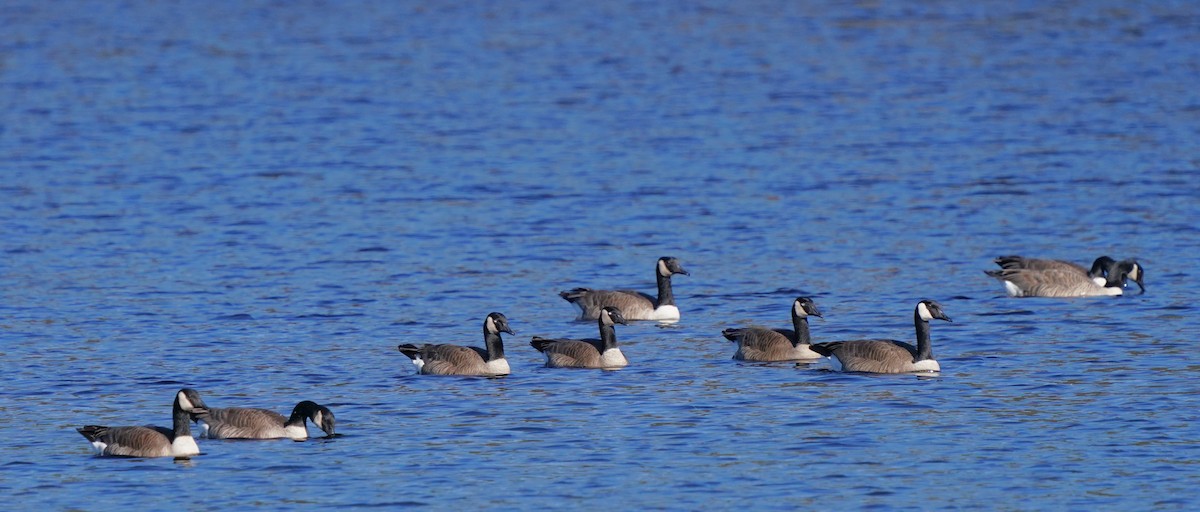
[172,404,194,439]
[913,309,934,362]
[598,321,619,349]
[655,272,675,306]
[483,330,506,361]
[791,314,811,347]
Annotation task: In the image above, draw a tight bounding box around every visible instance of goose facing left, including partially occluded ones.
[191,397,335,440]
[723,297,823,362]
[76,388,208,458]
[397,312,515,376]
[810,300,951,374]
[530,306,630,369]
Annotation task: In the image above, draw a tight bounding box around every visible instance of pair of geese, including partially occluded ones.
[77,389,336,459]
[394,253,1147,377]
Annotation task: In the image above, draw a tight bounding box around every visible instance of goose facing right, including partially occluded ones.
[992,255,1116,286]
[810,300,951,374]
[530,306,630,369]
[986,256,1145,297]
[723,297,823,362]
[76,388,209,458]
[397,312,515,376]
[559,256,689,321]
[192,398,336,440]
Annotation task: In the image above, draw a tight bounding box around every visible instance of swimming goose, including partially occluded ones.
[810,300,951,374]
[531,306,630,369]
[723,297,823,362]
[559,256,689,321]
[397,312,514,376]
[993,255,1116,286]
[986,256,1145,297]
[76,388,208,458]
[192,398,335,440]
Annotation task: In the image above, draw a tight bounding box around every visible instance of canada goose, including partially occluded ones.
[559,256,689,321]
[76,388,209,458]
[531,306,630,369]
[192,398,335,440]
[993,255,1116,286]
[986,256,1145,297]
[723,297,823,362]
[810,300,951,374]
[396,312,514,376]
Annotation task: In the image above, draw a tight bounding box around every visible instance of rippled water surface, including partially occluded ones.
[3,1,1199,509]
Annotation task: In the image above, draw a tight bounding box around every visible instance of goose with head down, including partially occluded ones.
[992,255,1116,285]
[986,256,1144,297]
[192,395,335,440]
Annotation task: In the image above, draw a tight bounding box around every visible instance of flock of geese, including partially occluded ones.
[78,254,1145,459]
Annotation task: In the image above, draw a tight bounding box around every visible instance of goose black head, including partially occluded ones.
[792,297,822,318]
[294,401,336,437]
[485,312,516,335]
[600,306,628,326]
[916,300,952,323]
[176,388,209,415]
[1109,259,1145,294]
[657,256,690,277]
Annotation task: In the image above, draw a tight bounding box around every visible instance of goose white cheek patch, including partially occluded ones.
[917,302,933,321]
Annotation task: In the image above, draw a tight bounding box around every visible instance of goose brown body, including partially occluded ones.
[560,257,688,321]
[397,312,515,376]
[531,307,629,369]
[723,297,823,362]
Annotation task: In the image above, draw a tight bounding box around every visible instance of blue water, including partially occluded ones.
[3,0,1199,509]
